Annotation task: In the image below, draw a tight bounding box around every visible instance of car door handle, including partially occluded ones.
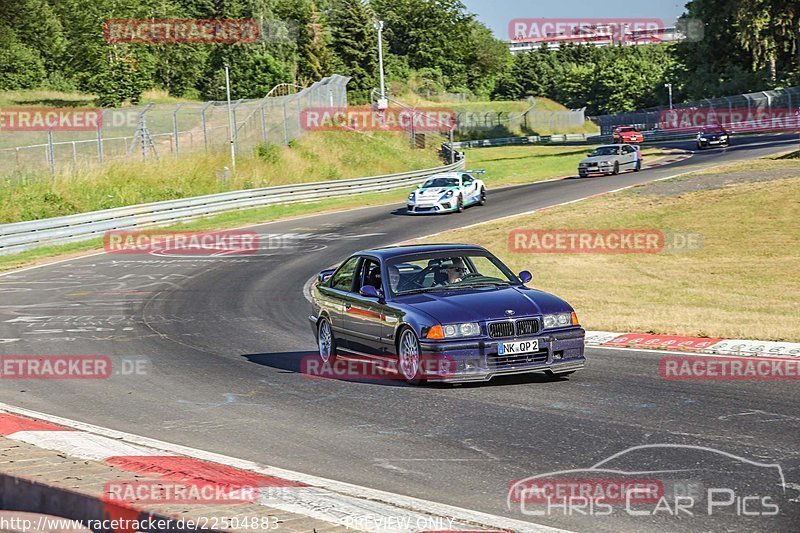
[345,303,352,309]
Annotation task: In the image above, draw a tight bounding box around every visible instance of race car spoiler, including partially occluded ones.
[463,169,486,174]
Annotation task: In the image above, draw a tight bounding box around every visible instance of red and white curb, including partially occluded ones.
[0,403,566,533]
[585,331,800,358]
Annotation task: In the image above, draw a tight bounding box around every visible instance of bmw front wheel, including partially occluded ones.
[318,317,337,364]
[398,328,422,384]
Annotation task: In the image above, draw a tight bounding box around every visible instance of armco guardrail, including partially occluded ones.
[453,133,593,149]
[0,160,464,255]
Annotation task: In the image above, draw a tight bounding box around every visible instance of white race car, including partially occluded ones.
[406,171,487,214]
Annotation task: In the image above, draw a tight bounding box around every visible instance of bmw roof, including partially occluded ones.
[356,243,487,260]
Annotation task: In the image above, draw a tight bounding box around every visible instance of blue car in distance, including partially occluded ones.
[309,244,585,384]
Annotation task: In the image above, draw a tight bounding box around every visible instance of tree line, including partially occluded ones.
[0,0,797,113]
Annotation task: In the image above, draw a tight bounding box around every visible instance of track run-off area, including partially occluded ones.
[1,134,798,532]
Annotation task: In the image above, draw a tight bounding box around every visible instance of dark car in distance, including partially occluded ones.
[308,244,586,384]
[696,127,730,149]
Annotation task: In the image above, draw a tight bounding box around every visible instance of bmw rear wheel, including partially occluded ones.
[398,328,422,384]
[612,161,620,175]
[634,159,641,172]
[318,318,337,364]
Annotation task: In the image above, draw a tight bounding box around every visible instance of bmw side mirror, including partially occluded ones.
[360,285,380,298]
[518,270,532,284]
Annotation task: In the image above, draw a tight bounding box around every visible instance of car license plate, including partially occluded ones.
[710,140,719,144]
[498,339,539,355]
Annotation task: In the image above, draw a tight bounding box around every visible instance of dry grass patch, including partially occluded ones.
[418,168,800,341]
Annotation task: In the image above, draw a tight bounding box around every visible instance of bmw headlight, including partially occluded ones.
[578,162,588,167]
[443,322,480,338]
[599,161,611,166]
[543,313,574,329]
[699,137,707,141]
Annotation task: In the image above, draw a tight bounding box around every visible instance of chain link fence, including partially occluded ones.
[453,104,587,141]
[593,86,800,134]
[0,74,350,176]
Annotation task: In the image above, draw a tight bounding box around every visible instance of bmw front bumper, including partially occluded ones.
[419,327,586,383]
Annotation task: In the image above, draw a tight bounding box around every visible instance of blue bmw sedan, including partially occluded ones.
[308,244,585,384]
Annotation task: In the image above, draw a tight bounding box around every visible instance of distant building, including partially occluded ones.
[508,25,684,55]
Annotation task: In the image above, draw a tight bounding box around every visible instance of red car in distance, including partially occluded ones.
[612,126,644,144]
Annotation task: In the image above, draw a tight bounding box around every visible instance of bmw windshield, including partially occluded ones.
[588,146,620,156]
[386,251,520,295]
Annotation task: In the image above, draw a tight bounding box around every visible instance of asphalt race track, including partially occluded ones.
[1,134,798,532]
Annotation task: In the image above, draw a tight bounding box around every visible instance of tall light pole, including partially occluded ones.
[374,20,387,109]
[665,83,673,110]
[224,64,236,170]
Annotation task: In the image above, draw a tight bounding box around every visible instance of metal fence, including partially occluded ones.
[594,86,800,134]
[453,105,587,140]
[0,75,351,175]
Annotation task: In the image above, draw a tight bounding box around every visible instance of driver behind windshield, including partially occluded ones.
[444,258,468,284]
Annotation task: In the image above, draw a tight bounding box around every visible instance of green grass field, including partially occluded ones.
[0,130,441,224]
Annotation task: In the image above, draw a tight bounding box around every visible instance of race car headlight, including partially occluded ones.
[543,313,572,329]
[442,322,480,338]
[408,192,416,201]
[440,190,454,200]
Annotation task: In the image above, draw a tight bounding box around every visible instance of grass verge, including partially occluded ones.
[465,145,665,187]
[1,131,440,224]
[0,143,674,273]
[417,158,800,341]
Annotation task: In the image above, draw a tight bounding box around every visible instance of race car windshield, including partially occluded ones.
[387,252,519,295]
[422,177,460,188]
[589,146,620,156]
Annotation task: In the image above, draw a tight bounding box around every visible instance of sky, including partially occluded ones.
[461,0,688,39]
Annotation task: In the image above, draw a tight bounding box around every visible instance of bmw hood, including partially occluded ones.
[397,286,572,323]
[580,155,614,164]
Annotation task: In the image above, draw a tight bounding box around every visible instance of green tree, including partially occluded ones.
[329,0,377,101]
[0,31,47,90]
